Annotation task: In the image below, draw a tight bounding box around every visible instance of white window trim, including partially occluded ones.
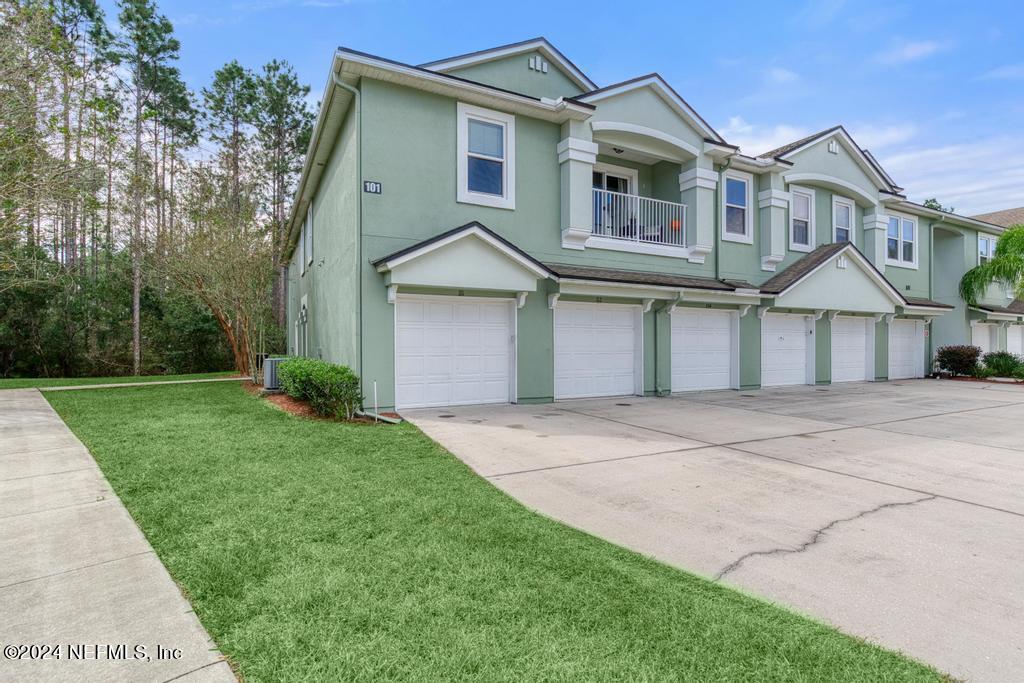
[593,162,639,195]
[299,221,306,276]
[789,185,815,252]
[978,234,996,265]
[885,211,918,270]
[722,169,754,244]
[456,102,516,210]
[832,195,856,246]
[306,203,314,267]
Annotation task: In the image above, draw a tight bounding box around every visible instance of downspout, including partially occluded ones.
[331,70,364,383]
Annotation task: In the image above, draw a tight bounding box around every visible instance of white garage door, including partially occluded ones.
[395,296,512,409]
[1009,326,1024,356]
[672,308,734,391]
[889,319,924,379]
[831,316,869,383]
[761,313,809,387]
[972,323,996,354]
[555,302,640,399]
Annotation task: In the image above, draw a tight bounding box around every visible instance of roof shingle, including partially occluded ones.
[971,207,1024,228]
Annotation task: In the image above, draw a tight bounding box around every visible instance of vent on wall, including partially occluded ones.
[528,55,548,73]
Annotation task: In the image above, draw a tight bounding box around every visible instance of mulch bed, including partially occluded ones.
[242,381,401,422]
[945,376,1023,385]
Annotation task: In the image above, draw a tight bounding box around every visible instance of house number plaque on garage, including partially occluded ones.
[363,180,382,194]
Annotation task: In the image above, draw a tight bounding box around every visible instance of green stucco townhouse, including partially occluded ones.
[284,38,1023,411]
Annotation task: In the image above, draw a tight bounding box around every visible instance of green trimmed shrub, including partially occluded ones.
[278,358,362,419]
[982,351,1022,378]
[935,345,981,376]
[971,364,996,379]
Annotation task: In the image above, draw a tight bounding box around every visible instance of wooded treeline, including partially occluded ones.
[0,0,313,378]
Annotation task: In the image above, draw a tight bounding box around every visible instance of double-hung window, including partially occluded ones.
[790,186,814,251]
[833,196,854,244]
[886,214,917,267]
[722,170,753,243]
[979,235,996,264]
[457,103,515,210]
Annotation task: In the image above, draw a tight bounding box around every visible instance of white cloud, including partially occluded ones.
[847,123,917,150]
[980,63,1024,80]
[880,136,1024,215]
[719,116,809,156]
[793,0,846,28]
[875,40,944,65]
[765,67,799,84]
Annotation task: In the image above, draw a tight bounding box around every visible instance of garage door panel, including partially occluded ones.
[555,303,639,399]
[832,316,868,383]
[1008,326,1023,356]
[889,319,922,379]
[762,314,809,387]
[672,309,734,392]
[396,297,512,409]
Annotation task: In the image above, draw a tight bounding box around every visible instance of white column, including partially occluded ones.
[558,120,598,250]
[758,187,790,271]
[678,165,717,263]
[863,210,888,269]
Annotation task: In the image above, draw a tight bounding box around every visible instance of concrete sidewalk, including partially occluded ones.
[0,389,235,682]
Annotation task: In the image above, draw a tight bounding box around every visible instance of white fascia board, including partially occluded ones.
[376,226,551,279]
[730,155,790,173]
[902,304,951,315]
[555,279,679,300]
[577,75,722,143]
[420,39,597,91]
[678,289,763,304]
[888,201,1006,235]
[969,307,1020,322]
[337,50,593,122]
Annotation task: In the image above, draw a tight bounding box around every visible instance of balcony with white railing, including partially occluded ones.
[591,188,687,250]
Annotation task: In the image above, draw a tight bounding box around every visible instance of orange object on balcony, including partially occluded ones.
[670,218,681,231]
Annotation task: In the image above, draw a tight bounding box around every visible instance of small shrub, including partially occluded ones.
[982,351,1022,378]
[278,358,362,419]
[971,364,995,379]
[1013,365,1024,381]
[935,345,981,376]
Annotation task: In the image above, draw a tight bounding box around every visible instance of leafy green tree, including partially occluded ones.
[111,0,180,374]
[254,59,313,324]
[960,225,1024,305]
[923,198,955,213]
[203,60,257,225]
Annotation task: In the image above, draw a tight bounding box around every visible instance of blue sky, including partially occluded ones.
[100,0,1024,215]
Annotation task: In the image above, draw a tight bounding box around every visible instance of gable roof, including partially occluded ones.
[373,221,551,278]
[419,37,597,92]
[571,74,726,144]
[971,207,1024,228]
[759,242,904,305]
[757,125,900,194]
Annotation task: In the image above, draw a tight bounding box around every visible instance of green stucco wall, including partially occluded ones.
[441,51,585,101]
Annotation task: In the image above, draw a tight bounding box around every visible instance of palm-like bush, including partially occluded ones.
[960,225,1024,305]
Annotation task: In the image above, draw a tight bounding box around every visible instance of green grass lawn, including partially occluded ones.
[46,383,939,682]
[0,371,240,390]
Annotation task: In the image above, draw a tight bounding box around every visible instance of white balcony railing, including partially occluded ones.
[592,188,686,248]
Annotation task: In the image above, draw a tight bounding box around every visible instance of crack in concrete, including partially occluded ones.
[714,495,937,581]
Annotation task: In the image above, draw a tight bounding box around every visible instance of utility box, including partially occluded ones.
[263,357,286,391]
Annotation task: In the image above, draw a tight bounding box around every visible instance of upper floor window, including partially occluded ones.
[457,103,516,210]
[790,186,814,252]
[886,214,917,267]
[299,221,306,276]
[832,196,854,244]
[722,170,753,244]
[979,235,996,264]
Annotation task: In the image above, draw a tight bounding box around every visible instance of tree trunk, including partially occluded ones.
[132,59,143,376]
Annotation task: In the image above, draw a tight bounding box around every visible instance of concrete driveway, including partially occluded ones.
[406,380,1024,682]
